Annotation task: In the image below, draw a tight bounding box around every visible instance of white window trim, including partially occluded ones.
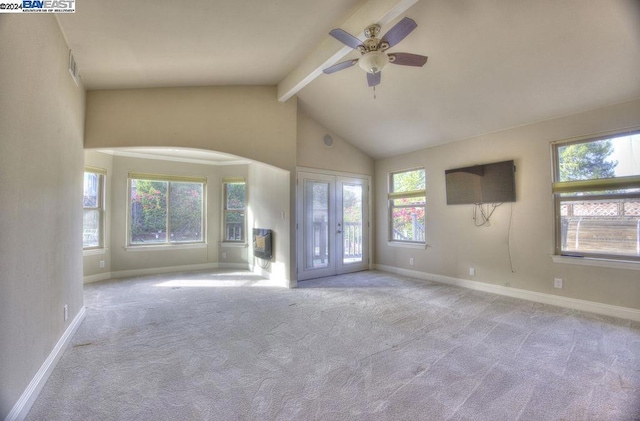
[222,178,247,244]
[83,248,107,256]
[125,243,207,252]
[551,255,639,271]
[127,172,207,247]
[387,241,427,249]
[220,241,247,248]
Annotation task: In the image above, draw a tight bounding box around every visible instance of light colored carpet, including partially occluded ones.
[27,270,640,420]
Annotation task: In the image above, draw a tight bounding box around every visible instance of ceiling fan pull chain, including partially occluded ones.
[373,85,377,100]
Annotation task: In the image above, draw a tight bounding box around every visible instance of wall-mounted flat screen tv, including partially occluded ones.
[445,160,516,205]
[253,228,273,260]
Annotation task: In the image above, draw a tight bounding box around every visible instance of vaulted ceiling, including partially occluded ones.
[58,0,640,159]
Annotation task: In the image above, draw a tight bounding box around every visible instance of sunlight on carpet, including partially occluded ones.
[155,278,284,288]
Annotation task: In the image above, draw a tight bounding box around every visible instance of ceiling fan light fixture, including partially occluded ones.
[358,51,389,74]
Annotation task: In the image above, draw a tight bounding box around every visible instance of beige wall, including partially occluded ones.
[0,15,85,419]
[85,87,297,172]
[297,110,374,176]
[375,99,640,310]
[83,151,114,278]
[248,163,292,285]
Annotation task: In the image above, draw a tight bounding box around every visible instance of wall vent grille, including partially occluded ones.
[68,50,80,87]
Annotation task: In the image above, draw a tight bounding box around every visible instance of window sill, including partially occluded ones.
[387,241,427,249]
[125,243,207,252]
[83,248,107,256]
[219,242,248,248]
[551,255,640,271]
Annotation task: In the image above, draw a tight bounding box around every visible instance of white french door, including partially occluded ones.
[297,171,369,281]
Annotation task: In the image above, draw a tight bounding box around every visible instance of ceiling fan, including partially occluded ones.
[323,17,428,87]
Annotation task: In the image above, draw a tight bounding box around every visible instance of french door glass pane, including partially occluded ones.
[343,184,363,264]
[305,181,329,269]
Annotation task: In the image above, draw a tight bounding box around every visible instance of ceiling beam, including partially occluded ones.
[277,0,421,102]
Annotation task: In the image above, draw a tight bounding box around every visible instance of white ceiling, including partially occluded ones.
[58,0,640,160]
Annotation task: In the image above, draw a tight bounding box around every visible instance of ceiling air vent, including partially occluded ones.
[68,50,80,87]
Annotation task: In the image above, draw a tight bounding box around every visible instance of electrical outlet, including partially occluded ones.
[222,251,227,259]
[469,267,475,276]
[554,278,563,289]
[63,305,68,321]
[409,257,414,266]
[99,260,105,269]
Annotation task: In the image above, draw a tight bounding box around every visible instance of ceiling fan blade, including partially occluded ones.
[367,71,381,87]
[329,28,362,49]
[323,59,358,74]
[381,17,417,48]
[389,53,428,67]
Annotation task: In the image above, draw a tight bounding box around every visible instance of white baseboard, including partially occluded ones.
[109,263,222,279]
[251,265,290,288]
[218,263,251,270]
[84,263,258,284]
[84,263,255,284]
[83,272,112,284]
[252,265,270,280]
[375,264,640,322]
[5,306,87,421]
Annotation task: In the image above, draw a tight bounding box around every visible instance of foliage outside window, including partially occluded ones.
[223,179,246,242]
[552,131,640,261]
[389,168,426,243]
[83,168,105,249]
[128,173,205,246]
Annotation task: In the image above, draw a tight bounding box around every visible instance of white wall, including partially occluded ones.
[375,99,640,310]
[297,110,374,176]
[248,163,292,286]
[0,15,85,419]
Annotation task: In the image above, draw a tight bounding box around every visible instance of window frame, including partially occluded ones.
[551,130,640,262]
[388,167,427,245]
[127,172,206,247]
[83,167,106,250]
[222,178,246,243]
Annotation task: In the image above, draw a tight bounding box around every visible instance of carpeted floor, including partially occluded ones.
[27,270,640,420]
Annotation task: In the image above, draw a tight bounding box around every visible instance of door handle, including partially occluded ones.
[336,230,342,234]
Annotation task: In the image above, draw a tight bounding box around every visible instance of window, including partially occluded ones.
[223,178,246,242]
[389,168,426,243]
[552,130,640,261]
[83,168,105,249]
[128,173,205,246]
